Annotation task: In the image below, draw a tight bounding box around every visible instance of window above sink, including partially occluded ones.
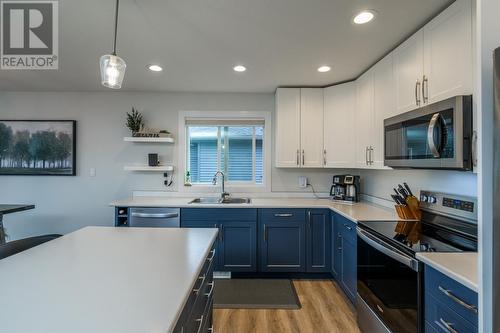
[178,111,272,193]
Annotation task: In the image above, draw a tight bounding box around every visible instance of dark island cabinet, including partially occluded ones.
[181,208,258,272]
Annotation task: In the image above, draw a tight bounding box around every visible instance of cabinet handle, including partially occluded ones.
[338,233,342,250]
[422,75,428,104]
[195,315,204,333]
[263,224,268,241]
[369,146,374,165]
[415,80,421,106]
[193,274,206,294]
[323,149,327,166]
[220,224,224,241]
[206,249,216,263]
[302,149,305,166]
[308,210,312,229]
[344,224,352,231]
[438,318,458,333]
[274,213,293,217]
[365,146,369,165]
[296,149,300,166]
[438,286,478,314]
[204,281,215,298]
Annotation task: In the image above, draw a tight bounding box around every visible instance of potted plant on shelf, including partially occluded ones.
[126,107,144,136]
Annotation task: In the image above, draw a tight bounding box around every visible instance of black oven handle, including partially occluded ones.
[357,227,420,272]
[427,113,448,158]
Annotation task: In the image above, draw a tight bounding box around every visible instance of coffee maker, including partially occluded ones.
[330,175,360,202]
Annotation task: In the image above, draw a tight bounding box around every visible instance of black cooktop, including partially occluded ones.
[359,211,478,255]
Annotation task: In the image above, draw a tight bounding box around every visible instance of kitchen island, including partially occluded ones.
[0,226,218,333]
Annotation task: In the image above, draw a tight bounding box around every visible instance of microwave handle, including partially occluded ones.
[427,113,447,158]
[357,227,420,272]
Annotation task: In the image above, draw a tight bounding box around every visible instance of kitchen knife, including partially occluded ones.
[397,185,409,198]
[403,182,414,197]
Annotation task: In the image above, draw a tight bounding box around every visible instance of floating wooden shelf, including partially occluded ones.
[123,137,174,143]
[123,165,174,172]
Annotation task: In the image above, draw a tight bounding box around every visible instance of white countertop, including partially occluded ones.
[110,197,402,223]
[0,226,218,333]
[416,252,478,292]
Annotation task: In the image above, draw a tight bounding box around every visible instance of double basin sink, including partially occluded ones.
[188,197,251,204]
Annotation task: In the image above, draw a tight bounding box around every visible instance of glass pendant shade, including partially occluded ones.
[100,54,126,89]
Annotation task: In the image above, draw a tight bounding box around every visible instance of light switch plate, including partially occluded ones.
[298,176,307,188]
[89,168,96,177]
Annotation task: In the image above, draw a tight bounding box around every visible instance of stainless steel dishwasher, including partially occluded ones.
[129,208,180,227]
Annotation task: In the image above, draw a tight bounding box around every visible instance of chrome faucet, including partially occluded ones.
[212,171,229,201]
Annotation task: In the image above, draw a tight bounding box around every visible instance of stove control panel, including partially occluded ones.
[420,190,477,223]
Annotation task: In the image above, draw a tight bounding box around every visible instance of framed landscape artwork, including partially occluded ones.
[0,120,76,176]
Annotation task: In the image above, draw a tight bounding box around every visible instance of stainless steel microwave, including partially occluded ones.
[384,95,473,170]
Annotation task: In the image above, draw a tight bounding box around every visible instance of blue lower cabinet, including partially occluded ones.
[181,208,258,272]
[331,213,357,304]
[331,214,342,280]
[218,220,257,272]
[306,209,331,272]
[340,234,357,303]
[259,209,306,272]
[424,265,478,332]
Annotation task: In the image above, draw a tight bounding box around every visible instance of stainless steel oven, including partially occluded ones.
[356,227,422,333]
[384,95,473,170]
[356,191,478,333]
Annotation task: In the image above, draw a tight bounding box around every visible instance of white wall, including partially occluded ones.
[0,91,477,241]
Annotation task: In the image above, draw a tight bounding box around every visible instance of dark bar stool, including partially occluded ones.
[0,234,62,260]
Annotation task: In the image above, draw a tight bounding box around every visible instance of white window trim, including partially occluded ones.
[178,110,272,193]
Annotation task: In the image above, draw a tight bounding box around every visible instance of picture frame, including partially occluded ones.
[0,120,76,176]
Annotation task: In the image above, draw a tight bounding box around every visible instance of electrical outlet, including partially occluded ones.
[89,168,96,177]
[298,176,307,188]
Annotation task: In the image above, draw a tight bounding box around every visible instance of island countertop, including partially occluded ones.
[0,226,218,333]
[110,196,402,223]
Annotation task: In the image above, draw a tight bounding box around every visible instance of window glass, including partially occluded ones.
[187,124,264,185]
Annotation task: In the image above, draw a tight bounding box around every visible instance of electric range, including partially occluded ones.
[356,191,477,333]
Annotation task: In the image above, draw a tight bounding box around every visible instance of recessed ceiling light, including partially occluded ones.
[317,65,331,73]
[147,64,163,72]
[353,10,376,24]
[233,65,247,72]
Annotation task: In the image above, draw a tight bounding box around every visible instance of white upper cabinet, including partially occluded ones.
[423,0,473,104]
[394,30,424,113]
[394,0,472,112]
[300,88,324,168]
[373,53,396,169]
[355,69,375,168]
[275,88,323,168]
[323,83,356,168]
[275,88,301,167]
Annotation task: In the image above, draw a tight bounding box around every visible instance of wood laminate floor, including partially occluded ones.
[214,280,361,333]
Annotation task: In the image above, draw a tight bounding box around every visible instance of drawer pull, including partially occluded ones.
[344,224,353,231]
[438,318,458,333]
[195,315,204,333]
[438,286,478,314]
[205,281,215,298]
[274,213,293,217]
[206,249,216,262]
[193,274,206,294]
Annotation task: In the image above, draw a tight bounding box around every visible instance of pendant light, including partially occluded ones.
[100,0,126,89]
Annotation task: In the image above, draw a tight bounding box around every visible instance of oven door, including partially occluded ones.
[384,95,472,170]
[357,227,423,333]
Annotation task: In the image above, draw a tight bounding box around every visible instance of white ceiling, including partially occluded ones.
[0,0,454,92]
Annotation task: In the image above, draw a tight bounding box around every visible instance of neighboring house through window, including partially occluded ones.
[179,112,270,191]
